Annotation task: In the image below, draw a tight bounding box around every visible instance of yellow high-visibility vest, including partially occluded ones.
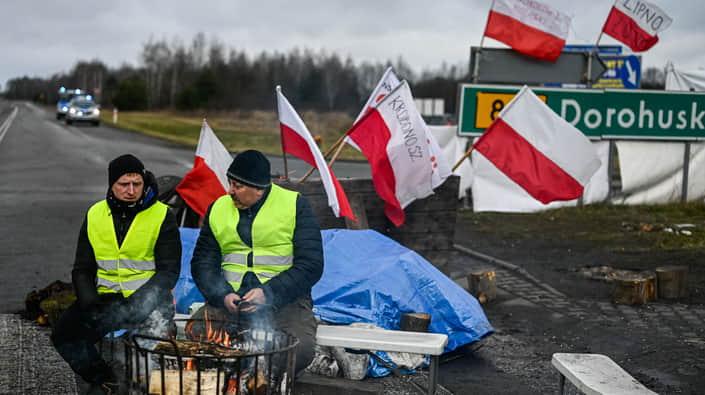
[87,200,168,297]
[209,184,297,291]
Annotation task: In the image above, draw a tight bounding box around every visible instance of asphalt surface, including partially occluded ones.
[0,100,370,314]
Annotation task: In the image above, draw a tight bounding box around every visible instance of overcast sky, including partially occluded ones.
[2,0,704,89]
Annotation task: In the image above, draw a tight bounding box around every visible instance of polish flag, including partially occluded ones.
[176,120,232,217]
[346,81,441,227]
[276,87,355,221]
[484,0,571,62]
[472,86,601,206]
[601,1,672,52]
[350,69,451,195]
[354,66,401,125]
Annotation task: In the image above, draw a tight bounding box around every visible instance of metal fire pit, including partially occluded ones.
[122,318,299,395]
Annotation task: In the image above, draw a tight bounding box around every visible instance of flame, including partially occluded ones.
[226,378,239,395]
[199,307,231,347]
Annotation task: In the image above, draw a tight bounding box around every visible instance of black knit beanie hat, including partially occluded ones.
[227,150,271,189]
[108,154,145,186]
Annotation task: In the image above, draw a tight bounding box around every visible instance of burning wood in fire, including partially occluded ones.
[148,367,269,395]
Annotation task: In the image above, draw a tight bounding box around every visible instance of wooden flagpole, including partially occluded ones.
[299,134,345,183]
[452,146,474,172]
[326,137,347,169]
[298,134,347,184]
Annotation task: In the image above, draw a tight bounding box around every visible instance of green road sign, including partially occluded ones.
[458,84,705,140]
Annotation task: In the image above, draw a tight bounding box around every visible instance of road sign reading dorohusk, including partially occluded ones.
[458,84,705,140]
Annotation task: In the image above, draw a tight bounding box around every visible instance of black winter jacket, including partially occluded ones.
[191,186,323,310]
[72,173,181,320]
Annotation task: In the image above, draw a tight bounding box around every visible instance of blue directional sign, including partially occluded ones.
[564,45,623,55]
[593,55,642,89]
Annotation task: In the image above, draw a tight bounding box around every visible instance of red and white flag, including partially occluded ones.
[484,0,571,62]
[354,66,401,125]
[472,86,601,207]
[350,69,451,195]
[347,81,441,227]
[175,120,232,217]
[601,0,672,52]
[276,87,355,221]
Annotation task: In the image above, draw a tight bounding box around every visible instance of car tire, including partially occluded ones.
[56,114,61,120]
[93,121,100,127]
[65,119,73,125]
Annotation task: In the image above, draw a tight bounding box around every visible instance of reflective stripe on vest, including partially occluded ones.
[209,184,297,292]
[87,200,169,297]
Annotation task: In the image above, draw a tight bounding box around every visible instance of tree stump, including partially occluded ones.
[400,312,431,332]
[655,265,688,299]
[612,272,656,305]
[468,269,497,304]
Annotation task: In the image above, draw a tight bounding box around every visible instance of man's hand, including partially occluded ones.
[240,288,266,313]
[223,293,242,314]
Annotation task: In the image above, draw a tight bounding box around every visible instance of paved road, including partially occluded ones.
[0,100,370,313]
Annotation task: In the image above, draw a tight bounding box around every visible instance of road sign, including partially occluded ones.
[564,45,623,55]
[458,84,705,140]
[593,55,641,89]
[563,45,641,89]
[469,47,607,86]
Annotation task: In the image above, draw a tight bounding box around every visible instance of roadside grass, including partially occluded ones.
[100,110,365,160]
[461,203,705,252]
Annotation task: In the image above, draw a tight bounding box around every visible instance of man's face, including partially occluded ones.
[111,173,144,203]
[228,179,264,209]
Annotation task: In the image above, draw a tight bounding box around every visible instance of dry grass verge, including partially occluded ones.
[100,110,365,160]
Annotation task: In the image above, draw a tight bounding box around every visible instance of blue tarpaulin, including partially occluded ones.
[173,227,204,314]
[173,228,493,352]
[313,229,493,353]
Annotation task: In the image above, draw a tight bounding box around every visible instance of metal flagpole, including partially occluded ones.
[472,0,493,83]
[587,31,604,88]
[589,0,615,87]
[276,86,289,180]
[455,1,493,170]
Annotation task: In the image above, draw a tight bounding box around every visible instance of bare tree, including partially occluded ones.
[641,67,666,90]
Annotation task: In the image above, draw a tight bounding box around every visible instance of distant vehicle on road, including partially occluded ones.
[56,87,88,120]
[65,96,100,126]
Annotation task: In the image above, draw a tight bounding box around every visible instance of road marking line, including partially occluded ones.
[0,107,19,146]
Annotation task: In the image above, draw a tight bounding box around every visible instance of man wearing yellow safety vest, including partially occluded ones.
[51,154,181,395]
[191,150,323,375]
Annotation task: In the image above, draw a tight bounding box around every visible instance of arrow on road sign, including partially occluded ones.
[626,60,636,86]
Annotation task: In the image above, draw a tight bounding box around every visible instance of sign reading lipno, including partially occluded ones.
[458,84,705,140]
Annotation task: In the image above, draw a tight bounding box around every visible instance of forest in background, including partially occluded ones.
[3,32,666,114]
[2,33,468,114]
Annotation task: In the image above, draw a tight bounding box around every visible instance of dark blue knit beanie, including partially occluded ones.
[227,150,271,189]
[108,154,145,186]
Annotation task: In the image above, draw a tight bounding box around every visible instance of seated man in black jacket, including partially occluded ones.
[51,154,181,394]
[191,150,323,374]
